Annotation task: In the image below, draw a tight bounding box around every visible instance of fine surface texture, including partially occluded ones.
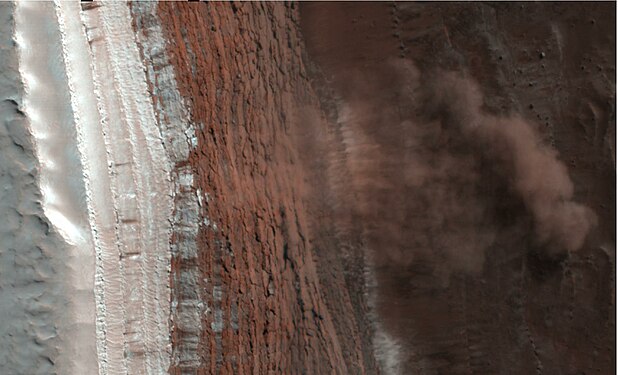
[157,3,378,373]
[0,2,614,374]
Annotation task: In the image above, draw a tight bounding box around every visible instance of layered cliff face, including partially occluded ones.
[146,2,614,373]
[148,2,379,374]
[145,2,617,374]
[0,2,614,374]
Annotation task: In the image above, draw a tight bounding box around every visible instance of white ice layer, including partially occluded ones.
[14,1,98,374]
[77,2,175,374]
[17,1,175,374]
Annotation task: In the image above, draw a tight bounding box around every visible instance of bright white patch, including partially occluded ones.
[363,229,404,374]
[15,1,98,373]
[373,328,404,375]
[23,104,39,123]
[74,2,175,373]
[13,32,24,47]
[39,184,56,205]
[22,72,37,89]
[44,207,85,246]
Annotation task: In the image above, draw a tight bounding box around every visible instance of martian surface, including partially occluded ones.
[0,2,614,374]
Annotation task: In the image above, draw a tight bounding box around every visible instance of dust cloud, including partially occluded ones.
[425,72,597,255]
[333,61,596,277]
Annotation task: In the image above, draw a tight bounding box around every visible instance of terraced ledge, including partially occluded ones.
[130,2,202,371]
[80,2,174,373]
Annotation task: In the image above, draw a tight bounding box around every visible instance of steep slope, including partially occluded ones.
[151,3,380,374]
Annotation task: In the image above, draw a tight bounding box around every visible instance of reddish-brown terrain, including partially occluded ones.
[142,2,612,374]
[156,3,377,373]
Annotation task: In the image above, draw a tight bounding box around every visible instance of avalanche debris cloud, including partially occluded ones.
[339,61,596,278]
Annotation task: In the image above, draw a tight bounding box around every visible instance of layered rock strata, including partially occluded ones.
[154,2,379,373]
[1,2,613,375]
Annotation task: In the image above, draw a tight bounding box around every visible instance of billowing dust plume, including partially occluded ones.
[330,62,596,276]
[425,71,597,255]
